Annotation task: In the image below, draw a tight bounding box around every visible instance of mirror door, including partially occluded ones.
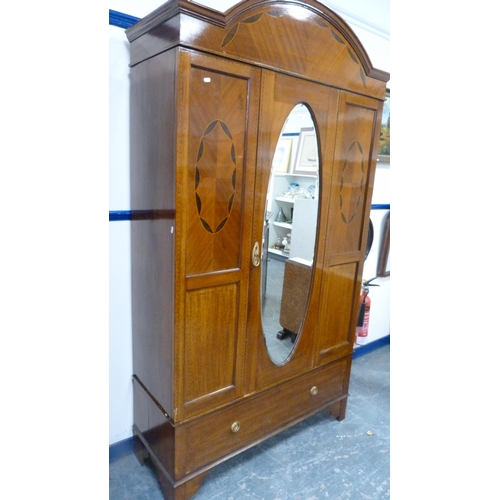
[245,70,341,392]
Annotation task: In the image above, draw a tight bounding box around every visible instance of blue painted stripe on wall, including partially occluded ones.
[109,9,140,29]
[109,211,132,221]
[109,210,176,221]
[109,205,390,221]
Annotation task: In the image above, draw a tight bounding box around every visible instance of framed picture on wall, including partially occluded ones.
[376,212,390,277]
[292,127,318,174]
[378,89,390,162]
[272,137,293,173]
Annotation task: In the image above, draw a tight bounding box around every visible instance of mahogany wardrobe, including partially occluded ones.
[125,1,389,498]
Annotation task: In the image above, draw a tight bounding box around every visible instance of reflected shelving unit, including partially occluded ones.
[267,172,318,262]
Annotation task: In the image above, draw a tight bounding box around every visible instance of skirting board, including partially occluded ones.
[353,334,390,359]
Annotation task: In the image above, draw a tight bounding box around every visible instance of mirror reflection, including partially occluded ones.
[261,104,319,364]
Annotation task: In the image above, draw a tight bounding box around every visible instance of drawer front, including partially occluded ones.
[182,359,348,474]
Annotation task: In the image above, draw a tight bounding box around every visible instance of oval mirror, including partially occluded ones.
[260,104,319,364]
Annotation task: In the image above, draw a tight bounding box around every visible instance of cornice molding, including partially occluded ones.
[109,1,389,41]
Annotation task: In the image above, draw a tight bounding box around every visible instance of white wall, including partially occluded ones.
[363,162,390,345]
[109,0,390,446]
[109,24,134,445]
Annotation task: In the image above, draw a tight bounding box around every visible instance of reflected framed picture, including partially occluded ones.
[272,137,293,173]
[378,89,390,162]
[292,127,318,174]
[376,212,390,277]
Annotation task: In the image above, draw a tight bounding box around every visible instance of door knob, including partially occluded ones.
[252,241,261,267]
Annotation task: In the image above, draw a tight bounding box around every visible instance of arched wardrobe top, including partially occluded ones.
[126,0,389,98]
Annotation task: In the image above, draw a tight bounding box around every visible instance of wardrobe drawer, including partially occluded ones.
[183,359,348,473]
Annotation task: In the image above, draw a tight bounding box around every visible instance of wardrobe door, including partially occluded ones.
[175,50,261,420]
[245,70,340,392]
[316,91,383,366]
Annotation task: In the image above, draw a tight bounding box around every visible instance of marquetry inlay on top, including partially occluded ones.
[125,0,389,99]
[220,7,369,88]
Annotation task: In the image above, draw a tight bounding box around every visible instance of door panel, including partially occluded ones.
[327,93,380,258]
[246,70,340,392]
[316,91,382,365]
[316,262,359,359]
[186,67,249,275]
[184,283,239,403]
[176,51,261,419]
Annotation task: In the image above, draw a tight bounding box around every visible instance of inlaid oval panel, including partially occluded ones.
[195,119,237,234]
[340,140,364,225]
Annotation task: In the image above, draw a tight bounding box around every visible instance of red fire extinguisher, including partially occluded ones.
[355,277,379,345]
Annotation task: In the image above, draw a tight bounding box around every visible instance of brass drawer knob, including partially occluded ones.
[231,421,241,433]
[310,386,319,396]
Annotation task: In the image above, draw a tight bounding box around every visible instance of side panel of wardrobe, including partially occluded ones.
[130,48,178,418]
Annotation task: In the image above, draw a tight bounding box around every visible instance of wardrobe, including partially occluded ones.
[125,1,389,498]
